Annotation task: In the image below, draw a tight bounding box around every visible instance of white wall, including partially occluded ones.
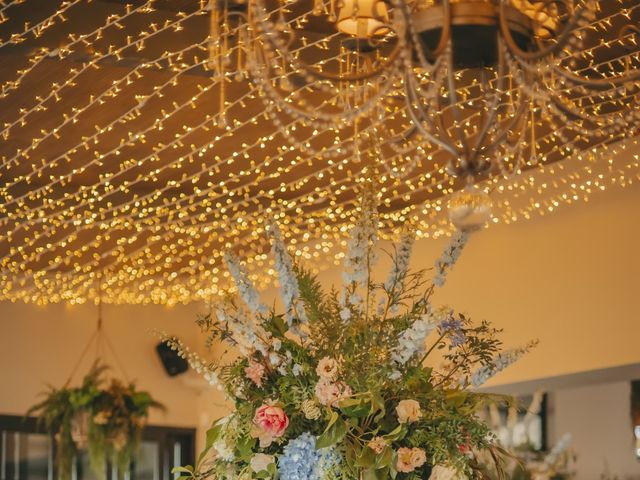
[0,301,205,427]
[550,381,640,479]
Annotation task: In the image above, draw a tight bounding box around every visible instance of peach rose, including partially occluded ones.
[396,399,422,424]
[253,404,289,446]
[368,436,388,454]
[245,361,266,387]
[396,447,427,473]
[316,357,339,380]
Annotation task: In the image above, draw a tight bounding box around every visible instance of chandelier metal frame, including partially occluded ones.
[227,0,640,181]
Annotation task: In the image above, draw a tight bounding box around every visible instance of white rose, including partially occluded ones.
[250,453,275,473]
[213,439,234,462]
[316,356,339,380]
[396,399,422,424]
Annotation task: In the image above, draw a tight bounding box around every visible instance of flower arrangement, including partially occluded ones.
[28,362,163,480]
[162,196,534,480]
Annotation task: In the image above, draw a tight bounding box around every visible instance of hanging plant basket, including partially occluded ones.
[70,411,90,450]
[28,362,164,480]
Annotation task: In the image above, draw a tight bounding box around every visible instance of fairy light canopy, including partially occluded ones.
[0,0,638,306]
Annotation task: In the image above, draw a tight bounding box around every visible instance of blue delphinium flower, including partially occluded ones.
[278,433,340,480]
[440,316,466,347]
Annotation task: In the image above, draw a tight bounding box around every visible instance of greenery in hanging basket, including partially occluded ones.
[159,194,536,480]
[28,362,164,480]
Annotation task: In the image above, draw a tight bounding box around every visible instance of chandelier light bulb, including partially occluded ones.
[448,184,493,231]
[336,0,390,38]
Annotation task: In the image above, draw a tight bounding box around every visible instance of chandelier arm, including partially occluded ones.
[434,83,459,147]
[546,93,623,132]
[549,64,640,89]
[498,0,587,62]
[444,42,470,161]
[620,25,640,49]
[477,85,529,158]
[248,42,401,126]
[497,115,529,178]
[431,0,452,58]
[508,52,625,132]
[357,55,445,148]
[510,45,640,91]
[403,75,460,158]
[531,0,573,51]
[404,55,447,132]
[471,39,508,158]
[405,0,451,62]
[249,0,405,83]
[395,124,419,142]
[534,74,631,132]
[400,0,446,73]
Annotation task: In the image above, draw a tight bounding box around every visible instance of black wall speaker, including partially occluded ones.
[156,341,189,377]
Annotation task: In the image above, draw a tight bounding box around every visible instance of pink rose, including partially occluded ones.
[315,378,352,407]
[245,361,266,387]
[253,405,289,443]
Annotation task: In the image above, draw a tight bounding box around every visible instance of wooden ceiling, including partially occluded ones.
[0,0,638,304]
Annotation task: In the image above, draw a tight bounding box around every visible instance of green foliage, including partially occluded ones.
[27,362,163,480]
[170,230,532,480]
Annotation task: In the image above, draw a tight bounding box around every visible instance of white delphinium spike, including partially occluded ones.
[384,233,415,291]
[155,331,220,387]
[216,306,272,358]
[215,307,251,357]
[267,221,307,326]
[341,192,378,321]
[391,314,438,365]
[223,252,267,314]
[523,390,545,427]
[343,193,379,291]
[468,341,537,388]
[543,433,572,469]
[433,230,471,288]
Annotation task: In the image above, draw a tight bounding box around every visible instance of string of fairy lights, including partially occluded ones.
[0,0,638,304]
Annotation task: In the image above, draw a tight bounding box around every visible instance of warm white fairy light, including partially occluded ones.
[0,0,637,305]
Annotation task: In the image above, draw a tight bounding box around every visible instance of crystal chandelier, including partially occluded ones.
[212,0,639,183]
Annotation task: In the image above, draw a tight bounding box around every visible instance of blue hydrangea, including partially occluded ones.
[277,433,340,480]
